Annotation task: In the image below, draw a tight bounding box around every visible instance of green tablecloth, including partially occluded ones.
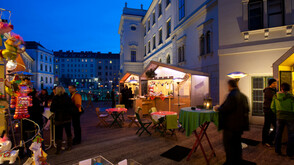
[179,107,219,136]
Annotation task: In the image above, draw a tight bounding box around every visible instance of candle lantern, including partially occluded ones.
[203,97,212,109]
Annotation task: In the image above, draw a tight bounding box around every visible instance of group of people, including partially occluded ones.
[262,79,294,157]
[120,85,133,109]
[25,85,83,155]
[217,78,294,165]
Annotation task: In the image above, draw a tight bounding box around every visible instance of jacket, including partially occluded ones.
[218,89,250,132]
[263,87,277,111]
[50,93,73,125]
[23,96,44,131]
[271,92,294,120]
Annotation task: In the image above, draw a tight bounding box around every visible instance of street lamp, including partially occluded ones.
[227,71,247,79]
[173,77,184,110]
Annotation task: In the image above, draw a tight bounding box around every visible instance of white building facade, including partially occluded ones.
[119,0,219,104]
[219,0,294,123]
[26,41,54,90]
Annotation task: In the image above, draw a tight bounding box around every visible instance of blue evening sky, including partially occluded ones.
[1,0,152,53]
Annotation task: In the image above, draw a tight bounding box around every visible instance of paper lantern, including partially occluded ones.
[10,85,32,119]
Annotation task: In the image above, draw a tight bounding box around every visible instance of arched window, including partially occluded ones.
[248,0,263,30]
[200,34,205,55]
[268,0,284,27]
[159,58,162,63]
[206,31,211,54]
[166,55,171,64]
[178,47,182,62]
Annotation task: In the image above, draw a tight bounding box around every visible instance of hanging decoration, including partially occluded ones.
[26,135,49,165]
[10,84,32,119]
[0,134,19,164]
[1,33,25,62]
[0,22,13,35]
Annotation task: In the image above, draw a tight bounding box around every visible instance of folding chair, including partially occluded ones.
[95,108,109,127]
[135,107,152,136]
[116,104,126,121]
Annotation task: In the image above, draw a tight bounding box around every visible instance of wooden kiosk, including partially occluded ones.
[139,61,210,115]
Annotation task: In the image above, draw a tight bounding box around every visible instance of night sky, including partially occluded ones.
[1,0,152,53]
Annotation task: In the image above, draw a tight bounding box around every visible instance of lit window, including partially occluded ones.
[85,59,88,62]
[67,59,69,62]
[82,59,84,62]
[110,61,112,64]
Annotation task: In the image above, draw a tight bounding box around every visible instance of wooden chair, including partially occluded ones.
[127,114,139,128]
[135,107,152,136]
[95,108,109,127]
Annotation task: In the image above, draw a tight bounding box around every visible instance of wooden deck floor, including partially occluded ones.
[45,103,294,165]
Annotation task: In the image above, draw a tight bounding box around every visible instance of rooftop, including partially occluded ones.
[54,50,120,59]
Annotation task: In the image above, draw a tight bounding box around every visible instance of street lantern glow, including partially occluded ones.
[6,60,17,71]
[227,72,247,79]
[129,79,138,84]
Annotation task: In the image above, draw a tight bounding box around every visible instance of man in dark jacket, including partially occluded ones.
[262,78,277,146]
[218,79,249,165]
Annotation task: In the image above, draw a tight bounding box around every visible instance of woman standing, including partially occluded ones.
[50,86,73,154]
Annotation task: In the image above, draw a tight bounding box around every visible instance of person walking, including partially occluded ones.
[50,86,73,154]
[217,79,250,165]
[111,88,116,108]
[271,83,294,157]
[68,85,82,145]
[262,78,277,146]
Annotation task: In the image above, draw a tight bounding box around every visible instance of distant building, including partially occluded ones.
[25,41,54,90]
[54,51,120,90]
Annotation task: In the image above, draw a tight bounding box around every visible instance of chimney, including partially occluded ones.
[125,2,127,8]
[141,4,143,9]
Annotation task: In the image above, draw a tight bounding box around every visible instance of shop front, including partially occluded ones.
[139,61,210,115]
[273,46,294,93]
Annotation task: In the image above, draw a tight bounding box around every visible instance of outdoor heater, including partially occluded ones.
[173,77,184,110]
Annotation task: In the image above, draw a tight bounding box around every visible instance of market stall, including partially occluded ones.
[139,61,210,115]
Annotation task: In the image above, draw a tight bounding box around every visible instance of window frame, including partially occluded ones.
[166,19,171,39]
[159,28,163,44]
[131,50,137,62]
[267,0,285,28]
[248,0,264,30]
[179,0,185,21]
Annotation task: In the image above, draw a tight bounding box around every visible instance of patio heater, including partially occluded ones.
[173,77,184,110]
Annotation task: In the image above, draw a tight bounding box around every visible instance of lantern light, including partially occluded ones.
[227,72,247,79]
[173,77,184,84]
[6,60,17,71]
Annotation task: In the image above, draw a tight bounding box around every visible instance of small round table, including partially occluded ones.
[106,108,128,128]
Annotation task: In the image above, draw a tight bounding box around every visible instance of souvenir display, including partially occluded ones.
[10,84,32,119]
[0,134,19,164]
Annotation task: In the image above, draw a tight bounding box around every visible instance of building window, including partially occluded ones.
[206,31,211,54]
[45,77,48,83]
[98,66,101,70]
[178,46,185,63]
[248,0,263,30]
[166,19,171,39]
[148,41,151,53]
[50,57,52,62]
[152,11,156,25]
[61,64,65,67]
[252,77,273,116]
[166,54,171,64]
[50,77,52,83]
[45,56,48,61]
[166,0,171,7]
[61,59,65,62]
[268,0,284,28]
[200,34,205,56]
[40,54,43,60]
[179,0,185,20]
[144,25,146,36]
[153,35,156,49]
[131,51,136,62]
[67,59,69,62]
[55,65,58,69]
[144,45,146,57]
[159,28,163,44]
[41,77,43,82]
[85,59,88,62]
[158,2,162,17]
[49,66,52,72]
[148,19,150,31]
[40,64,43,71]
[105,66,108,70]
[159,58,162,63]
[90,64,94,67]
[110,61,112,64]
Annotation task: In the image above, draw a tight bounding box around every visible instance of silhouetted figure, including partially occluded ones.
[218,79,249,165]
[111,88,116,108]
[262,79,277,146]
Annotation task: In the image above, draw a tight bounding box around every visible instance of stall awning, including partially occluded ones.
[141,61,209,80]
[120,72,141,83]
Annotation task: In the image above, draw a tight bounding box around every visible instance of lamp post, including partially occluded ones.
[173,77,184,110]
